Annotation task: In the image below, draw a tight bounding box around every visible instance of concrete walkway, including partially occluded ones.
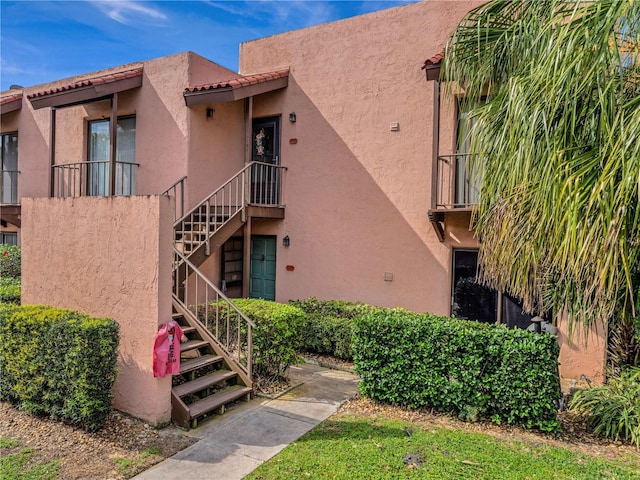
[133,363,359,480]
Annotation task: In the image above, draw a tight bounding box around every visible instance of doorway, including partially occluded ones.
[251,117,281,204]
[249,235,277,300]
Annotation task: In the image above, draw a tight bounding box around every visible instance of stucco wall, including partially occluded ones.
[21,195,174,425]
[239,1,482,314]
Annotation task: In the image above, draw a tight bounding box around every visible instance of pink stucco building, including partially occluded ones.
[1,1,605,425]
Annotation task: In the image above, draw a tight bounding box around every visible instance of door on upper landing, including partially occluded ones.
[249,235,277,301]
[251,117,281,205]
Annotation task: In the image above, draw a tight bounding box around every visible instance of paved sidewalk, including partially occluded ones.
[133,363,359,480]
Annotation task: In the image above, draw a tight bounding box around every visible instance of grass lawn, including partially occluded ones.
[245,414,640,480]
[0,436,60,480]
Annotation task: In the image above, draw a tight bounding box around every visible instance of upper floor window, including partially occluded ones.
[88,116,136,196]
[455,99,483,206]
[1,132,18,204]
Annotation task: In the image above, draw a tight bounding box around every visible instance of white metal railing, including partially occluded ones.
[1,170,19,204]
[161,175,187,221]
[52,160,139,198]
[174,161,286,258]
[435,154,480,209]
[173,247,254,380]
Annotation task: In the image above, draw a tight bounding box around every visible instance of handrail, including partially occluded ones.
[434,153,479,209]
[161,175,187,221]
[1,170,20,204]
[174,161,287,260]
[51,160,139,198]
[173,247,254,380]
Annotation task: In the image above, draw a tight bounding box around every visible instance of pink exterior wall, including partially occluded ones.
[21,196,174,425]
[557,316,607,383]
[239,1,481,314]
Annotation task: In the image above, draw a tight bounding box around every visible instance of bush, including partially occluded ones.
[0,244,21,278]
[0,304,119,431]
[211,299,305,380]
[0,276,20,304]
[290,298,380,360]
[353,309,561,431]
[570,367,640,447]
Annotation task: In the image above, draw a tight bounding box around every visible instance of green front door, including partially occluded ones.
[250,235,277,300]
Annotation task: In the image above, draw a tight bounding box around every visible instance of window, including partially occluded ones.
[1,132,18,204]
[87,116,136,196]
[0,232,18,246]
[455,99,482,206]
[452,249,538,329]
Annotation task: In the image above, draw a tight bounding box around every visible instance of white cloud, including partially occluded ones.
[89,0,167,25]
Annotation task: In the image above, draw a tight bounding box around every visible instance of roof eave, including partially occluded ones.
[184,75,289,107]
[0,97,22,115]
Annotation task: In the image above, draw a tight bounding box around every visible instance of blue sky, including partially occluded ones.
[1,0,419,91]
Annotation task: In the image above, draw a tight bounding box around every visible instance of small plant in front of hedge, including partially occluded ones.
[0,244,21,278]
[290,297,381,360]
[570,367,640,447]
[352,309,561,431]
[0,304,119,431]
[0,276,20,304]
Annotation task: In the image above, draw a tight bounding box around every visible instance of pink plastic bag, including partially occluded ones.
[153,321,184,378]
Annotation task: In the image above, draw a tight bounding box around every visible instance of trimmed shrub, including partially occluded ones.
[0,304,119,431]
[0,276,20,304]
[0,244,21,278]
[353,309,561,431]
[290,297,380,360]
[212,299,305,380]
[570,367,640,447]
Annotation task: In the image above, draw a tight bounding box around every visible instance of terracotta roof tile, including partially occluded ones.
[185,69,290,93]
[27,67,143,100]
[1,93,22,105]
[423,51,444,68]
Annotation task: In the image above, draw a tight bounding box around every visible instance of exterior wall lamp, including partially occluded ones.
[289,112,296,123]
[282,235,290,247]
[206,108,215,118]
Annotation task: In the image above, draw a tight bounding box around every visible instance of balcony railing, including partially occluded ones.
[52,161,139,198]
[1,170,19,204]
[434,154,480,209]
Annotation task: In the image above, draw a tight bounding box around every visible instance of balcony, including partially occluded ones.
[433,154,480,210]
[1,169,19,205]
[429,153,479,241]
[52,160,139,198]
[1,169,20,228]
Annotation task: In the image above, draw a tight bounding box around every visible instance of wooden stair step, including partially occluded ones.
[181,339,209,353]
[172,369,238,398]
[181,326,197,335]
[180,354,223,374]
[188,385,252,418]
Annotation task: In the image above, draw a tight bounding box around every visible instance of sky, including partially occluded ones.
[1,0,420,91]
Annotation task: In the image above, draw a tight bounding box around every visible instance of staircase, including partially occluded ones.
[166,161,285,429]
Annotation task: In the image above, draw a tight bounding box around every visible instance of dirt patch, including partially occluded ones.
[0,402,196,480]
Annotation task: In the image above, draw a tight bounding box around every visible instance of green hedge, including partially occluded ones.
[0,277,20,304]
[0,304,119,431]
[0,244,21,278]
[290,298,381,360]
[353,309,561,431]
[213,299,305,379]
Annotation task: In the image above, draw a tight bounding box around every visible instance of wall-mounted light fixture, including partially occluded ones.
[289,112,296,123]
[206,107,215,118]
[282,235,290,247]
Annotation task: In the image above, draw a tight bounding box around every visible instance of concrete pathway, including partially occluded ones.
[133,363,359,480]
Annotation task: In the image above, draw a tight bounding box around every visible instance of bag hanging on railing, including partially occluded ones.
[153,321,184,378]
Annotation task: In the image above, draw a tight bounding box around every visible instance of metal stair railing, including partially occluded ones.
[173,247,255,383]
[174,161,286,259]
[161,175,187,221]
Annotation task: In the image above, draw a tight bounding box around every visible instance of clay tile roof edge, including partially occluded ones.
[423,51,444,69]
[185,68,290,94]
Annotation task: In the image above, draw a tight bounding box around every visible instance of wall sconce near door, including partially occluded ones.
[206,108,215,118]
[289,112,296,123]
[282,235,290,247]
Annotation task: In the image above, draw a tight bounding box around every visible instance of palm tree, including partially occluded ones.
[442,0,639,339]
